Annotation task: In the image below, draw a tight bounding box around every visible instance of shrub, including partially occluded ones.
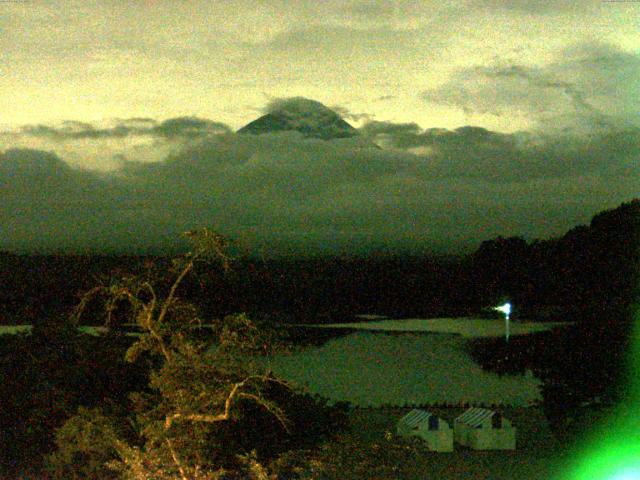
[47,229,348,479]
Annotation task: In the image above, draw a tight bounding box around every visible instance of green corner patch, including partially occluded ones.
[563,306,640,480]
[566,437,640,480]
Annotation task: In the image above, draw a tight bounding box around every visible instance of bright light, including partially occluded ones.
[609,468,640,480]
[493,302,512,342]
[494,302,511,316]
[565,440,640,480]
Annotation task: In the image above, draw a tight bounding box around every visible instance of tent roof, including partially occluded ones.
[455,407,496,427]
[399,409,437,428]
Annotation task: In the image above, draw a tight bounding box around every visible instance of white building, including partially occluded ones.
[454,407,516,450]
[396,409,453,452]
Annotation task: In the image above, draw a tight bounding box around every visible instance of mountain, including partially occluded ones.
[237,97,358,140]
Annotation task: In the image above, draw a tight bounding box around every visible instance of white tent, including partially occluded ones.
[396,409,453,452]
[454,407,516,450]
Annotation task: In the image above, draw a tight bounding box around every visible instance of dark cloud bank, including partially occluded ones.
[2,117,638,255]
[18,117,231,140]
[2,40,639,255]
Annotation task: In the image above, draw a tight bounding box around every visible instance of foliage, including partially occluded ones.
[267,431,432,480]
[47,229,346,479]
[0,317,145,477]
[47,406,129,480]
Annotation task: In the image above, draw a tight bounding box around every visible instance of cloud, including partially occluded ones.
[359,120,423,148]
[265,24,433,63]
[1,110,638,254]
[263,97,335,117]
[423,42,640,133]
[329,105,375,123]
[338,1,419,22]
[0,117,233,172]
[16,117,232,141]
[152,117,232,138]
[362,121,421,137]
[360,120,640,182]
[330,0,466,31]
[21,122,135,140]
[466,0,587,15]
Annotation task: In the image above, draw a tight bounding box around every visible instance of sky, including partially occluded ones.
[1,0,639,255]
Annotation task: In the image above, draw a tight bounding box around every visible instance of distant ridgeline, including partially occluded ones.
[467,198,639,316]
[0,199,637,326]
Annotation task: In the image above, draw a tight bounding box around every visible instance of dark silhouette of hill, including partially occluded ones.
[0,198,637,327]
[466,198,639,316]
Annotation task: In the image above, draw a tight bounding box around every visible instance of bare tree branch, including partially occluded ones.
[72,285,106,325]
[238,392,289,432]
[163,374,289,432]
[157,259,193,327]
[164,378,244,430]
[165,438,189,480]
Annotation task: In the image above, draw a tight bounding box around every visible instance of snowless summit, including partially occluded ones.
[237,97,358,140]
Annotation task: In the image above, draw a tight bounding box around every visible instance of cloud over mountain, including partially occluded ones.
[238,97,358,140]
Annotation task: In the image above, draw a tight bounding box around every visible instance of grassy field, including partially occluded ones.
[268,321,571,477]
[305,406,572,480]
[0,325,110,336]
[2,322,543,407]
[284,317,582,478]
[306,317,572,337]
[269,331,542,407]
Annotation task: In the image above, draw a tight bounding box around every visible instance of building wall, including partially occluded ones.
[419,429,454,452]
[397,419,454,452]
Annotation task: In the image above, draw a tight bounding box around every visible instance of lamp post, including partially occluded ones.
[494,302,511,343]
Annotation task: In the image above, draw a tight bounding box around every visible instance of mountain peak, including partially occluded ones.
[237,97,358,140]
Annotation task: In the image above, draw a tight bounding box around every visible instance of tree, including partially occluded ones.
[0,315,147,478]
[48,229,294,479]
